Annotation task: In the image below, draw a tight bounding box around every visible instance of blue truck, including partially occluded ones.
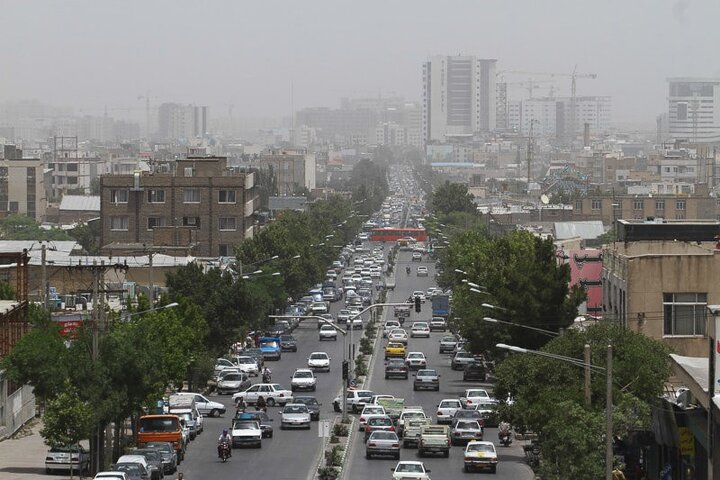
[431,294,450,318]
[258,336,282,361]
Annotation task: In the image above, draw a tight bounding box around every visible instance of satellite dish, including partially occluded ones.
[540,194,550,205]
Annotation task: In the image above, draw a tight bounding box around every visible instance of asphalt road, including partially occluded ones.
[177,242,385,480]
[344,250,535,480]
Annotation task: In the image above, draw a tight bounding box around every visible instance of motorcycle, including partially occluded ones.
[262,371,272,383]
[218,441,231,462]
[406,266,411,275]
[498,423,513,447]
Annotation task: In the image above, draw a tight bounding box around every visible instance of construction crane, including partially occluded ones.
[495,77,555,131]
[498,67,597,141]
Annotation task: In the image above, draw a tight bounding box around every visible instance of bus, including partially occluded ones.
[370,227,428,242]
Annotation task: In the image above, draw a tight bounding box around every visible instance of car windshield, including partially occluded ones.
[370,417,392,426]
[417,370,436,377]
[260,340,279,348]
[223,374,242,381]
[50,444,84,452]
[457,351,473,359]
[283,405,308,414]
[387,359,404,366]
[408,353,423,358]
[440,401,459,407]
[139,417,179,432]
[371,431,396,440]
[467,443,495,453]
[397,463,424,473]
[468,390,488,398]
[310,353,328,360]
[455,410,480,418]
[358,391,373,398]
[281,335,294,341]
[238,357,254,364]
[233,421,257,429]
[441,336,456,342]
[404,412,424,419]
[457,421,480,429]
[145,443,172,453]
[295,397,318,406]
[294,371,313,378]
[363,407,383,414]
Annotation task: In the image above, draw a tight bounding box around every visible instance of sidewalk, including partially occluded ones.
[0,417,73,480]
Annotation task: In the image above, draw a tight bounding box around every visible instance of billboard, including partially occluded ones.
[426,144,453,164]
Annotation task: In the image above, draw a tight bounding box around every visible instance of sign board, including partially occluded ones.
[318,420,331,438]
[678,427,695,457]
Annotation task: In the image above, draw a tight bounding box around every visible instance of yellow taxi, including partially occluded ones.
[464,440,498,473]
[384,342,407,359]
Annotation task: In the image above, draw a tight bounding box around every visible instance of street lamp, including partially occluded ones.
[454,268,468,275]
[469,288,491,296]
[483,317,559,337]
[497,342,613,480]
[123,302,179,321]
[481,303,509,312]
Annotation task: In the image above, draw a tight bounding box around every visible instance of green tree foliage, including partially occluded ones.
[0,280,15,300]
[428,181,477,215]
[41,380,94,449]
[0,215,71,241]
[494,323,671,480]
[68,220,102,255]
[444,229,585,352]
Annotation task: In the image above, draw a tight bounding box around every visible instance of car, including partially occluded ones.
[384,342,407,359]
[310,302,329,315]
[337,309,351,324]
[307,352,331,372]
[405,351,427,370]
[411,252,422,261]
[439,335,458,354]
[366,430,401,460]
[388,329,408,345]
[93,473,128,480]
[390,460,431,480]
[359,405,387,430]
[451,350,476,370]
[258,336,282,361]
[115,456,150,479]
[171,392,226,417]
[216,372,251,395]
[410,322,430,338]
[268,321,291,337]
[463,361,487,382]
[416,266,428,277]
[473,401,500,428]
[128,449,164,480]
[109,463,148,480]
[333,389,374,413]
[429,317,447,332]
[385,358,409,379]
[460,388,491,409]
[413,369,440,391]
[291,368,317,392]
[436,399,464,424]
[241,348,265,369]
[144,442,177,474]
[383,320,401,337]
[280,335,298,352]
[451,419,484,445]
[412,291,426,303]
[364,415,396,441]
[450,409,484,428]
[464,440,498,473]
[232,383,293,407]
[319,324,338,341]
[279,403,312,429]
[326,269,338,280]
[292,396,321,421]
[45,444,90,475]
[231,419,263,448]
[234,411,274,438]
[394,305,410,319]
[350,315,364,330]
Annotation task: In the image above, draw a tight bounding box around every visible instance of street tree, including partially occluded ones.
[493,322,671,480]
[41,380,94,453]
[428,181,476,215]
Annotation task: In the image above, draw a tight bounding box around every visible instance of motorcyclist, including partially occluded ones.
[498,421,512,444]
[217,428,232,458]
[406,265,411,275]
[262,366,272,383]
[256,395,267,412]
[235,397,246,416]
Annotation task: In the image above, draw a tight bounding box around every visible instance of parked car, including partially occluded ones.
[127,449,164,480]
[365,430,401,460]
[463,361,487,382]
[217,372,252,395]
[413,369,440,391]
[143,442,177,474]
[93,473,128,480]
[109,463,148,480]
[45,444,90,475]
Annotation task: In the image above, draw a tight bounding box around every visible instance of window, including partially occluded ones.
[655,200,665,210]
[184,167,194,177]
[183,216,200,228]
[591,199,602,210]
[147,217,166,230]
[66,163,78,172]
[111,189,129,204]
[633,199,643,210]
[147,189,165,203]
[218,190,236,204]
[219,217,236,231]
[676,200,686,210]
[183,189,200,203]
[111,216,129,231]
[575,200,582,210]
[676,102,688,121]
[219,244,231,257]
[663,293,707,336]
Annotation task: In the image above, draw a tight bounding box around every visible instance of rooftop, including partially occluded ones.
[59,195,100,212]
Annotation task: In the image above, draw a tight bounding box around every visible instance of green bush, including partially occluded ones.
[318,467,339,480]
[354,354,368,377]
[325,445,343,467]
[360,337,373,355]
[333,423,349,437]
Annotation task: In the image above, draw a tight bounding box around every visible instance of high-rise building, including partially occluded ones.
[667,78,720,144]
[157,103,208,140]
[422,55,497,143]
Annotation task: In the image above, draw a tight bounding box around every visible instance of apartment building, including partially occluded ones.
[257,149,316,195]
[100,156,257,257]
[157,103,208,140]
[667,78,720,144]
[573,194,716,223]
[0,145,50,220]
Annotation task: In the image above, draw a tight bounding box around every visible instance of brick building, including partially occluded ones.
[100,156,258,257]
[573,194,716,223]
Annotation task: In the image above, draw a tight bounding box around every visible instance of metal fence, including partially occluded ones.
[0,384,36,440]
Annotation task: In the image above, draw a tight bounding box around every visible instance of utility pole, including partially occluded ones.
[605,345,613,480]
[584,344,591,407]
[148,252,154,305]
[41,244,47,310]
[527,121,534,195]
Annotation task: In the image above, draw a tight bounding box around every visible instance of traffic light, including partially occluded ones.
[414,296,421,313]
[342,360,349,380]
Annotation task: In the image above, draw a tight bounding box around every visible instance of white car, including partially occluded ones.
[416,266,429,277]
[436,399,464,424]
[232,383,293,407]
[310,302,329,314]
[464,440,498,473]
[388,328,408,345]
[351,315,363,330]
[383,320,401,337]
[405,351,427,370]
[412,291,426,303]
[307,352,331,372]
[233,356,260,376]
[290,369,317,392]
[230,418,262,448]
[319,324,338,341]
[46,445,90,475]
[279,403,312,429]
[337,309,351,324]
[359,405,386,430]
[391,460,432,480]
[460,388,491,409]
[93,473,128,480]
[172,392,226,417]
[410,322,430,338]
[333,389,375,413]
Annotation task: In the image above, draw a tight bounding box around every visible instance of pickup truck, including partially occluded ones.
[402,417,431,448]
[418,424,451,457]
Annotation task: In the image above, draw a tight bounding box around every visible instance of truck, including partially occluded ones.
[418,424,451,457]
[431,294,450,318]
[402,417,431,448]
[377,397,405,422]
[258,336,282,361]
[137,415,185,462]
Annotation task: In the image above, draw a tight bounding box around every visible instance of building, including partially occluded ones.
[573,194,716,223]
[0,146,50,220]
[516,96,612,138]
[667,78,720,144]
[257,149,316,195]
[100,156,257,257]
[157,103,208,140]
[422,55,497,143]
[50,136,104,198]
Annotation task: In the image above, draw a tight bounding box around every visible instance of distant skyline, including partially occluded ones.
[1,0,718,128]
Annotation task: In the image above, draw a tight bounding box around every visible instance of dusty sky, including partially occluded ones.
[1,0,717,126]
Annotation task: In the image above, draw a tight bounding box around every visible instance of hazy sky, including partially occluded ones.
[2,0,718,126]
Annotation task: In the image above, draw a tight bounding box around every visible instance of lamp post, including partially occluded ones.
[497,343,612,479]
[122,302,179,321]
[481,303,509,312]
[237,255,279,279]
[482,317,559,338]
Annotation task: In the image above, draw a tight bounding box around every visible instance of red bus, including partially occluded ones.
[370,227,428,242]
